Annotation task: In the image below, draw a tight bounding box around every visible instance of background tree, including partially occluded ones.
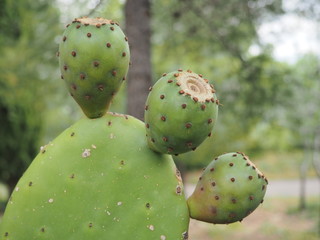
[282,54,320,210]
[125,0,152,120]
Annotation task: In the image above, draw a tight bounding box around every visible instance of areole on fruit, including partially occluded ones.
[73,16,113,25]
[175,72,213,102]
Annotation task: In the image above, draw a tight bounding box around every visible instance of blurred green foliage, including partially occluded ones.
[285,54,320,147]
[0,182,9,212]
[0,0,61,187]
[174,54,320,169]
[150,0,319,167]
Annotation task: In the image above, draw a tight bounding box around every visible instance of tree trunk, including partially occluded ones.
[299,139,312,210]
[312,127,320,237]
[313,127,320,178]
[299,156,308,210]
[125,0,152,120]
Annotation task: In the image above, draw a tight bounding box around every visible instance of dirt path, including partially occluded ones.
[185,178,320,198]
[265,178,320,197]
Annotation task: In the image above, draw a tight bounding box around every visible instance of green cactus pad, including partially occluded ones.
[144,70,219,155]
[0,113,189,240]
[58,17,130,118]
[187,152,268,224]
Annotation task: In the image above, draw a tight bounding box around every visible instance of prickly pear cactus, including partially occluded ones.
[144,70,219,155]
[187,152,268,224]
[0,15,269,240]
[58,17,130,118]
[0,113,189,240]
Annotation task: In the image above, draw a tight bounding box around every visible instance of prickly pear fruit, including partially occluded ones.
[187,152,268,224]
[144,70,218,155]
[0,113,189,240]
[58,17,130,118]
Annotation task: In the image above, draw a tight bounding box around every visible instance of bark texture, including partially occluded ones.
[125,0,152,120]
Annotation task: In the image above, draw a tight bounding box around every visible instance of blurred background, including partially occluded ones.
[0,0,319,239]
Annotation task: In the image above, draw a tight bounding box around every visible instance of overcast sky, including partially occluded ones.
[258,0,320,64]
[258,13,319,64]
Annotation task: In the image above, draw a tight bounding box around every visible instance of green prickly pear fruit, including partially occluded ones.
[0,113,189,240]
[187,152,268,224]
[144,70,219,155]
[58,17,130,118]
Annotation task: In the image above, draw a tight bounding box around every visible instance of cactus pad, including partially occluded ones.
[187,152,268,224]
[144,70,219,155]
[58,17,130,118]
[0,113,189,239]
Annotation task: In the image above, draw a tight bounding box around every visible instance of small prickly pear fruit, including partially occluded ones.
[144,70,219,155]
[187,152,268,224]
[0,113,189,239]
[58,17,130,118]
